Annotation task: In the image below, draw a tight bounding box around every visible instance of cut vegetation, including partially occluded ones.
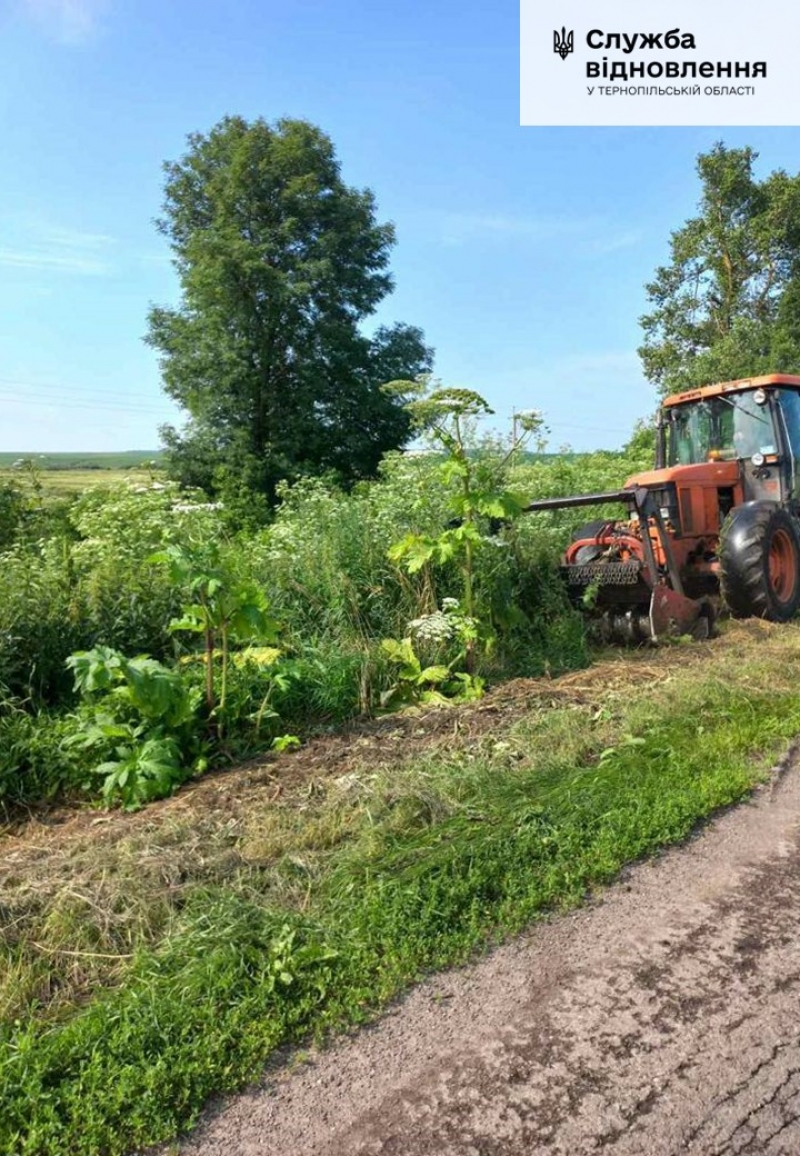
[2,619,800,1155]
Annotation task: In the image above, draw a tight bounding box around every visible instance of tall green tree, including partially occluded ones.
[146,116,432,498]
[639,143,800,396]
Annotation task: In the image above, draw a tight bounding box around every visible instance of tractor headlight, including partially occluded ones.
[751,452,765,467]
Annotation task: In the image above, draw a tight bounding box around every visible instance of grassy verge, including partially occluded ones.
[2,621,800,1154]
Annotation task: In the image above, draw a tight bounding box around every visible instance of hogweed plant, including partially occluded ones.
[150,542,279,736]
[66,645,203,809]
[385,378,546,671]
[380,597,485,709]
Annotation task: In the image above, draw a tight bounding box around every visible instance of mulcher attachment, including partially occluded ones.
[524,487,713,643]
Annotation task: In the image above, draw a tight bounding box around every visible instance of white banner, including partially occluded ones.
[520,0,798,125]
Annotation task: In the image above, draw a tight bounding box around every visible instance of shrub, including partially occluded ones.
[0,702,85,812]
[66,646,204,810]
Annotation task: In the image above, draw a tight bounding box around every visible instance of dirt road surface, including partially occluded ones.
[175,750,800,1156]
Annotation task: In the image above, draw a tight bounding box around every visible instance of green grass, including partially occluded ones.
[2,622,800,1154]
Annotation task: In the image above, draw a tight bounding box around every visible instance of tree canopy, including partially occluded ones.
[146,116,432,498]
[638,143,800,396]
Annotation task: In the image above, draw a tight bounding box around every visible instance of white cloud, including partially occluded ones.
[0,248,109,274]
[0,224,114,276]
[23,0,107,44]
[42,226,114,248]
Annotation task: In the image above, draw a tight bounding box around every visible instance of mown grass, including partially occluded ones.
[2,621,800,1154]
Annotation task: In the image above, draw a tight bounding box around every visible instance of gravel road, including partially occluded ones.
[175,748,800,1156]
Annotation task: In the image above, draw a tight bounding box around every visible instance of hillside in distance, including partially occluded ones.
[0,451,165,471]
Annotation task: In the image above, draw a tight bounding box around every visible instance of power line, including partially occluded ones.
[0,377,164,397]
[0,381,635,436]
[0,399,171,416]
[547,421,633,434]
[0,378,175,412]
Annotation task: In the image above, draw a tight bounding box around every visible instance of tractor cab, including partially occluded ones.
[658,376,800,509]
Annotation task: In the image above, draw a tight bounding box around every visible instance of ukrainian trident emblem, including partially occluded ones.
[553,27,574,60]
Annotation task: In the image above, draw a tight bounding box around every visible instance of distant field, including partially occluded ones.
[0,451,164,470]
[0,469,164,496]
[0,452,166,498]
[0,448,589,501]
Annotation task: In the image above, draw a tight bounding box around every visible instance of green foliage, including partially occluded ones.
[265,644,373,725]
[0,451,165,470]
[68,646,196,728]
[151,542,279,734]
[146,115,432,498]
[263,922,338,994]
[211,465,272,533]
[582,579,601,610]
[0,481,26,550]
[271,734,301,753]
[379,635,482,710]
[387,380,546,671]
[0,437,658,809]
[0,902,342,1156]
[0,702,85,813]
[0,535,83,702]
[639,142,800,395]
[91,735,186,811]
[66,646,201,809]
[0,481,223,703]
[252,465,448,645]
[622,417,657,462]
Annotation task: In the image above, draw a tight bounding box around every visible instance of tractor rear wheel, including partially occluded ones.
[719,503,800,621]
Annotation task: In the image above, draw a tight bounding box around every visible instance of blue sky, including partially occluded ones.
[2,0,800,454]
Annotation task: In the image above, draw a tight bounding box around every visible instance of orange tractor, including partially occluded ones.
[524,374,800,642]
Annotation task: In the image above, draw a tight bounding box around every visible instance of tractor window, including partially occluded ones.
[777,390,800,495]
[777,390,800,458]
[667,393,774,465]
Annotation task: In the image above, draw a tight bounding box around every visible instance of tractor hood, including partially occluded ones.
[624,460,741,490]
